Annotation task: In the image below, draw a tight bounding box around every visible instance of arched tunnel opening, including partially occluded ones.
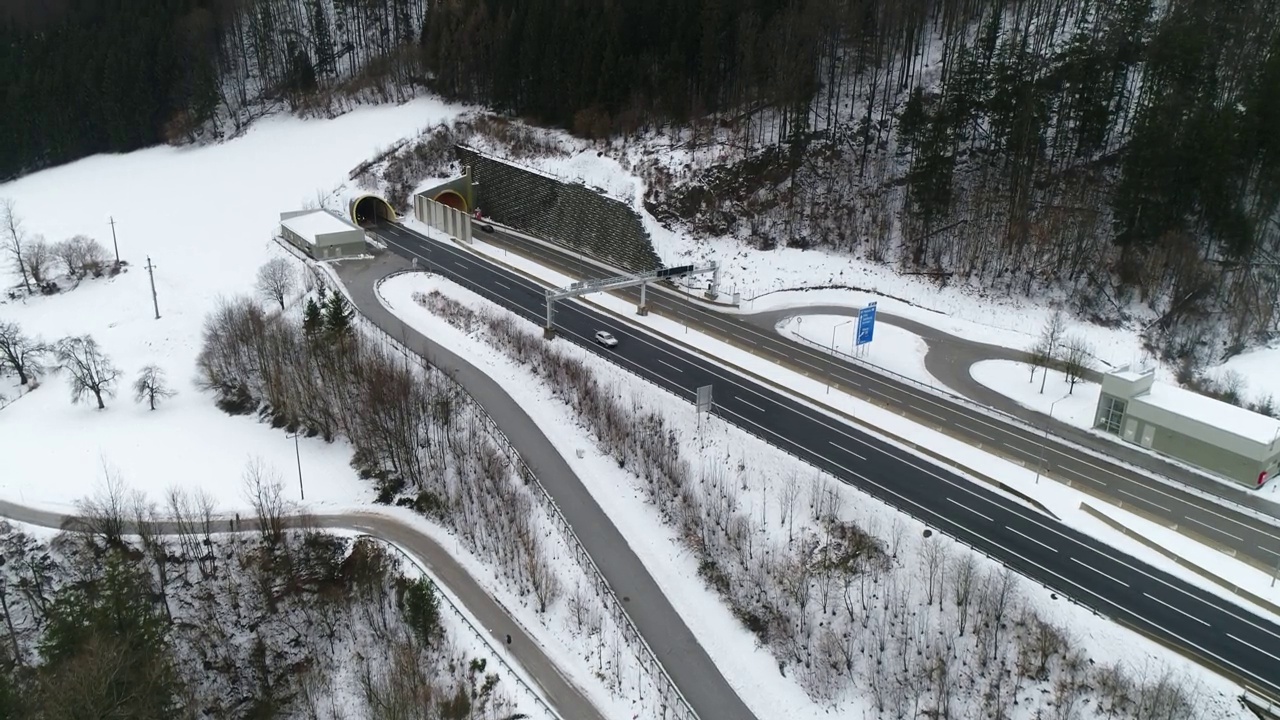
[350,195,397,226]
[434,190,468,212]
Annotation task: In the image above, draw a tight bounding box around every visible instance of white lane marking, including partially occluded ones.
[1143,592,1209,626]
[1118,488,1171,513]
[1260,546,1280,558]
[454,261,469,269]
[656,358,683,373]
[1187,516,1244,542]
[736,396,765,413]
[1198,505,1280,540]
[406,240,1279,638]
[494,280,511,290]
[1070,557,1130,587]
[698,394,1280,681]
[1002,442,1039,458]
[828,441,865,461]
[1004,525,1058,553]
[1228,634,1280,663]
[947,498,993,522]
[966,428,997,442]
[1143,617,1277,694]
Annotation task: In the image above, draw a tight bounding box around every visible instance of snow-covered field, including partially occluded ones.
[380,270,1260,719]
[0,97,467,512]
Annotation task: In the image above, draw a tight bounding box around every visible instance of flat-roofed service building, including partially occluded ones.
[1094,367,1280,487]
[279,209,367,259]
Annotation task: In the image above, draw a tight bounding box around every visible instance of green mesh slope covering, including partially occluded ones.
[457,146,662,274]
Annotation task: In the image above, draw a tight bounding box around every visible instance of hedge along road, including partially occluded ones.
[459,223,1280,574]
[366,221,1280,703]
[0,499,605,720]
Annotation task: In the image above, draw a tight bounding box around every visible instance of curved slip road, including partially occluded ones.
[333,253,758,720]
[368,221,1280,703]
[458,226,1280,572]
[0,498,605,720]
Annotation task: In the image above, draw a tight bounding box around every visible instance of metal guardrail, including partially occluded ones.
[357,534,563,720]
[776,323,1280,528]
[332,263,699,720]
[405,238,1280,710]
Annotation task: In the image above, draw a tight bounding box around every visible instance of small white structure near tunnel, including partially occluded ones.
[278,209,367,259]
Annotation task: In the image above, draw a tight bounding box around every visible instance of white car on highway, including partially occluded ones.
[594,330,619,348]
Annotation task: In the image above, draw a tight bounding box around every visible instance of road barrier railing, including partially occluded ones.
[325,261,700,720]
[359,534,563,720]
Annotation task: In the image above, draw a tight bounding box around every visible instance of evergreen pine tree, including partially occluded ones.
[303,297,324,338]
[324,292,353,339]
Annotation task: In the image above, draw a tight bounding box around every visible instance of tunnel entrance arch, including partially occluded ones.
[349,194,397,226]
[433,189,468,212]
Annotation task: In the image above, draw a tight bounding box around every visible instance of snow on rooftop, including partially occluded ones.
[1113,368,1149,381]
[1140,382,1280,446]
[281,210,357,244]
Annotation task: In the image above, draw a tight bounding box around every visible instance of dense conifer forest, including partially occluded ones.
[2,0,1278,360]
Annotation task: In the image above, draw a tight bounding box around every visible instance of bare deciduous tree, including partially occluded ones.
[1039,310,1067,393]
[131,491,173,620]
[1028,339,1051,384]
[256,257,296,311]
[1,198,31,291]
[53,235,109,278]
[56,335,120,409]
[132,364,176,410]
[0,321,49,385]
[1061,333,1095,394]
[74,462,130,547]
[23,237,54,287]
[243,457,287,546]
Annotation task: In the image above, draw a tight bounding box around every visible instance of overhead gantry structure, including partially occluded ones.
[543,262,721,337]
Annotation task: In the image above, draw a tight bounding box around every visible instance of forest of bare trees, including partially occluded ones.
[0,498,517,719]
[415,285,1233,720]
[5,0,1278,362]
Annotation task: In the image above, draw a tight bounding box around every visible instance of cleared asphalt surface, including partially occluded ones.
[333,253,758,720]
[463,227,1280,575]
[0,498,605,720]
[369,221,1280,702]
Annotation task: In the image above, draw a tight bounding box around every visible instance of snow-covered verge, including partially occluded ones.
[971,359,1103,429]
[382,270,1255,720]
[437,231,1280,620]
[0,517,539,719]
[777,312,947,390]
[970,359,1280,502]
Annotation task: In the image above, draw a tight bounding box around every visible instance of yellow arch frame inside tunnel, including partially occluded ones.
[349,194,398,225]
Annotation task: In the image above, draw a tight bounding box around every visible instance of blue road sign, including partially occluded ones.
[856,302,877,346]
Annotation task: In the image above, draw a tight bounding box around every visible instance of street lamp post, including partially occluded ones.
[1034,394,1071,484]
[828,320,853,395]
[287,431,305,500]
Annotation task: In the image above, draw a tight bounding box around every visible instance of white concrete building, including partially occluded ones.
[279,209,367,259]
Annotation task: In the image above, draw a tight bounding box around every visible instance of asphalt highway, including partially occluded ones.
[334,253,758,720]
[0,499,606,720]
[370,221,1280,702]
[461,226,1280,575]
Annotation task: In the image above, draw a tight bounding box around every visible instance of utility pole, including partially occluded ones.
[145,256,160,319]
[108,216,120,265]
